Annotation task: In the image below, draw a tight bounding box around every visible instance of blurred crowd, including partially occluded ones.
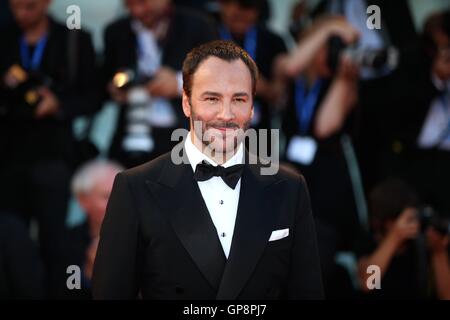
[0,0,449,299]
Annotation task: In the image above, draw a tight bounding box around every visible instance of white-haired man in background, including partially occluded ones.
[71,160,124,281]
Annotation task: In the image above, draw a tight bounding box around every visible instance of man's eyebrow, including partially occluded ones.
[200,91,222,97]
[233,92,250,98]
[199,92,250,98]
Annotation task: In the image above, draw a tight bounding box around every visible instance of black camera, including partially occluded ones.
[327,35,399,77]
[416,206,450,236]
[111,68,154,91]
[2,64,53,111]
[111,68,156,154]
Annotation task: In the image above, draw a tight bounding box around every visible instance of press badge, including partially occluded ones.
[286,135,317,165]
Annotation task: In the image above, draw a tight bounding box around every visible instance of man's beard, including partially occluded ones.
[190,108,251,158]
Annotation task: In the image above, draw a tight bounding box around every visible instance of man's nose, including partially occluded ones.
[217,101,235,121]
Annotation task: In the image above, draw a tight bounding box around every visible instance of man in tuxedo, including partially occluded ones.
[93,40,323,299]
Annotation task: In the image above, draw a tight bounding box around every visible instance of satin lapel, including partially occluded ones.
[145,155,226,291]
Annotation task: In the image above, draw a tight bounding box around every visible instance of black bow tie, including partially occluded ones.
[193,160,244,189]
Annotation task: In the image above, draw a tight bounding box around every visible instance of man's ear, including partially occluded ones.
[182,91,191,118]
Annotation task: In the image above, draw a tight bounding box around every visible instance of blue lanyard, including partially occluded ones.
[20,34,48,71]
[219,25,258,60]
[295,77,323,135]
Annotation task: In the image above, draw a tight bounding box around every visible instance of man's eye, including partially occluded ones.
[206,97,219,103]
[234,98,246,103]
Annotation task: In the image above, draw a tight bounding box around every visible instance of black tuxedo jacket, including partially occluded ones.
[92,149,324,299]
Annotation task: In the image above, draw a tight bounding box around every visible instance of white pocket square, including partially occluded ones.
[269,228,289,242]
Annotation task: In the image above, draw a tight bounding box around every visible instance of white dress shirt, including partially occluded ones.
[132,20,162,77]
[184,132,244,258]
[131,20,179,128]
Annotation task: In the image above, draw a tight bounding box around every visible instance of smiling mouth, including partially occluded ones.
[215,127,235,132]
[208,124,237,131]
[216,128,241,136]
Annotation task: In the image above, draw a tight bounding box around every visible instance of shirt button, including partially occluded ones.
[219,200,224,205]
[221,232,226,237]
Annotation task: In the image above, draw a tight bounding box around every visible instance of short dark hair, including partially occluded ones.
[182,40,259,98]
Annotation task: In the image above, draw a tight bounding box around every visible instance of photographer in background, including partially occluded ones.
[276,15,361,298]
[277,16,360,141]
[103,0,217,168]
[357,178,450,299]
[405,10,450,216]
[0,0,99,297]
[311,0,422,194]
[217,0,287,130]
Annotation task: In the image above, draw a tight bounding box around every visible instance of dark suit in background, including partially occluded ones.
[0,17,99,296]
[0,213,44,299]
